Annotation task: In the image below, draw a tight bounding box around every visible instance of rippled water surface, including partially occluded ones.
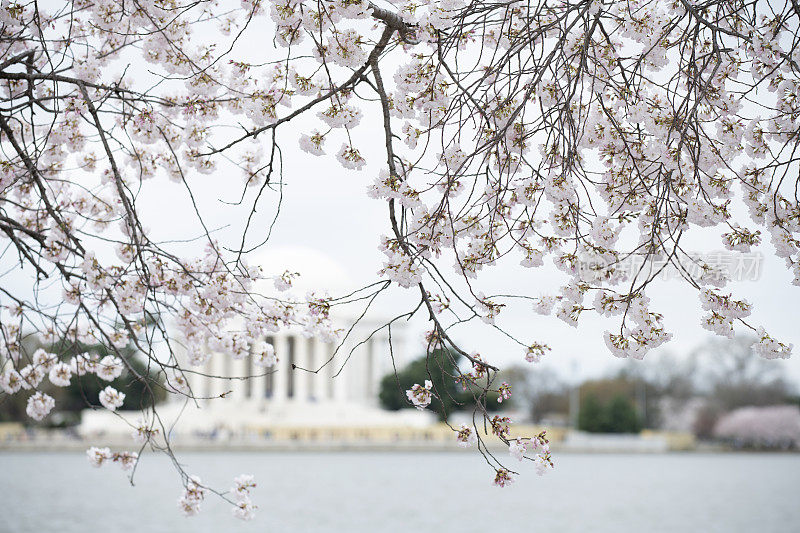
[1,451,799,533]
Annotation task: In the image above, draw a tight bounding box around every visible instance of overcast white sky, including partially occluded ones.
[266,155,800,385]
[4,5,797,389]
[126,108,800,387]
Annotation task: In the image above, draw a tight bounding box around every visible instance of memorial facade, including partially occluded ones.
[188,327,397,408]
[80,321,432,436]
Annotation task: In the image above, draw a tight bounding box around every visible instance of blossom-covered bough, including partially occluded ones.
[1,0,798,519]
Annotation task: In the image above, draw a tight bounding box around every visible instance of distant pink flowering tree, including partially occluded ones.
[714,405,800,448]
[0,0,798,518]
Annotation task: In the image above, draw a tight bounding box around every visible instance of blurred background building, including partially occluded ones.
[79,320,434,439]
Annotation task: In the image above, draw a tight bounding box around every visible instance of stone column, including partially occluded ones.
[392,331,406,369]
[251,349,266,402]
[294,334,309,402]
[185,356,205,402]
[332,341,348,403]
[352,341,367,403]
[364,336,378,403]
[232,356,248,402]
[375,335,391,399]
[200,357,213,406]
[325,341,336,401]
[273,333,289,402]
[312,338,329,401]
[207,353,226,401]
[307,338,317,401]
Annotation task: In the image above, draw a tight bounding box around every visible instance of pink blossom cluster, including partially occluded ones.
[455,424,477,448]
[508,431,553,477]
[699,289,752,339]
[86,447,139,471]
[406,380,433,410]
[1,349,125,422]
[490,415,512,440]
[230,474,258,521]
[493,468,514,488]
[178,476,207,517]
[497,382,512,404]
[752,329,793,360]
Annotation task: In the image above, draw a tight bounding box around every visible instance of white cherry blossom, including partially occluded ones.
[98,386,126,411]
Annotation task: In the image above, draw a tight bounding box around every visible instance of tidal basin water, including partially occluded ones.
[1,451,799,533]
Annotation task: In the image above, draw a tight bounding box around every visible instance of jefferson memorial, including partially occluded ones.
[80,320,433,437]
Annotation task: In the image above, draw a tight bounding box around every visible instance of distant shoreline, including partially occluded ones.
[0,439,763,454]
[3,424,795,454]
